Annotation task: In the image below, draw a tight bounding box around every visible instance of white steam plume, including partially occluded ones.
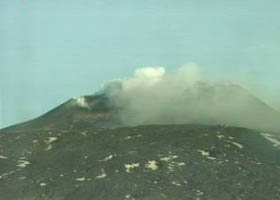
[101,63,280,132]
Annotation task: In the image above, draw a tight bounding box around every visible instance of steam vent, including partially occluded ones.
[1,90,280,200]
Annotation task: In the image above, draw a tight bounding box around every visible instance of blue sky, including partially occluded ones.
[1,0,280,128]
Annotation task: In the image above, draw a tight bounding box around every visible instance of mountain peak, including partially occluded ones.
[2,82,280,133]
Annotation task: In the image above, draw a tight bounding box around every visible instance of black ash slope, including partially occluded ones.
[0,124,280,200]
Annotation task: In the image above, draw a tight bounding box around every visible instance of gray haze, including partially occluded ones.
[102,64,280,132]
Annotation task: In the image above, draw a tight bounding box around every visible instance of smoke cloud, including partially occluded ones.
[101,64,280,132]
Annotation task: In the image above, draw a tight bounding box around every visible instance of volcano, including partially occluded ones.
[3,83,280,133]
[1,84,280,200]
[3,95,121,132]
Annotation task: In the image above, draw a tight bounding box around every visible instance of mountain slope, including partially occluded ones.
[3,94,120,132]
[1,84,280,200]
[0,124,280,200]
[3,83,280,133]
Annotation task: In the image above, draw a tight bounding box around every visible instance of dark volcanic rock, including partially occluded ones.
[3,94,121,132]
[0,124,280,200]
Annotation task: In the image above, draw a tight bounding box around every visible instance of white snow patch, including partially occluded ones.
[145,160,159,170]
[124,136,132,140]
[168,165,175,172]
[0,155,8,159]
[35,177,45,184]
[171,181,182,186]
[45,137,58,143]
[101,154,116,162]
[160,155,178,162]
[76,177,86,182]
[125,163,140,173]
[197,150,216,160]
[44,137,58,151]
[229,141,243,149]
[167,161,185,171]
[261,133,280,148]
[160,157,172,162]
[196,189,205,196]
[217,135,225,139]
[17,160,30,168]
[95,169,107,179]
[104,155,114,161]
[174,162,185,167]
[197,150,209,156]
[206,156,216,160]
[81,131,88,136]
[0,171,16,179]
[251,161,262,165]
[45,145,53,151]
[125,194,136,199]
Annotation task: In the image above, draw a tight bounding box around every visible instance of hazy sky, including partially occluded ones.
[1,0,280,128]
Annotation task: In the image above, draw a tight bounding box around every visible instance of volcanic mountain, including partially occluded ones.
[1,83,280,200]
[3,95,121,132]
[4,83,280,133]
